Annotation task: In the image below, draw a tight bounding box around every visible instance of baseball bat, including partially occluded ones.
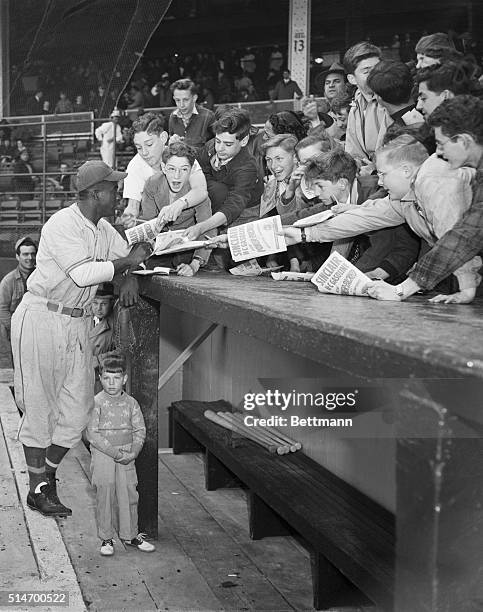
[234,413,302,451]
[204,410,277,454]
[229,412,299,452]
[219,412,289,455]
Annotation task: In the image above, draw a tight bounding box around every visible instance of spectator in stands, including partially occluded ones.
[0,237,37,367]
[121,112,208,229]
[281,134,479,303]
[370,95,483,303]
[127,84,144,110]
[15,139,27,156]
[216,69,232,103]
[415,61,473,121]
[93,85,107,116]
[141,141,213,277]
[415,32,461,69]
[13,150,37,196]
[272,69,303,100]
[54,91,74,114]
[367,60,424,126]
[343,42,390,168]
[168,79,215,150]
[95,109,123,168]
[301,96,334,130]
[42,100,52,114]
[151,73,173,107]
[329,94,352,141]
[26,90,44,115]
[50,162,74,193]
[0,138,15,163]
[321,62,347,101]
[73,95,88,113]
[237,85,257,103]
[183,108,263,250]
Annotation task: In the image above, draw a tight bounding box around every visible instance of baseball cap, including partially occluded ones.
[95,282,114,298]
[15,236,36,251]
[76,160,127,191]
[323,62,346,78]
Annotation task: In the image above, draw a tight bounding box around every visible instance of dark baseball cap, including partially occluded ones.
[77,160,127,191]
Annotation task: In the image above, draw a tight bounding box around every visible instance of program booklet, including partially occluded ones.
[227,216,287,262]
[311,251,371,296]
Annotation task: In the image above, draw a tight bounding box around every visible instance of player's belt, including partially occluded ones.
[47,301,84,318]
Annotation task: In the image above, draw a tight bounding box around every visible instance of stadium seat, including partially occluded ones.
[19,199,42,223]
[45,198,63,217]
[0,198,20,222]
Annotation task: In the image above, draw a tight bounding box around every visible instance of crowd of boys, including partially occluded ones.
[120,32,482,303]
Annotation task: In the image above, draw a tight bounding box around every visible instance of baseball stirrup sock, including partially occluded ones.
[45,444,70,477]
[23,446,47,492]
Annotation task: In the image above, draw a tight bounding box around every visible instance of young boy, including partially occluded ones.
[300,151,420,281]
[141,141,213,276]
[87,353,155,556]
[89,283,116,360]
[343,42,391,168]
[184,108,264,240]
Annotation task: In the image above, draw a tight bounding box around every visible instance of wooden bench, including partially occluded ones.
[170,399,395,611]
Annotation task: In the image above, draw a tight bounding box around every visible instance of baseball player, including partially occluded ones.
[11,160,151,518]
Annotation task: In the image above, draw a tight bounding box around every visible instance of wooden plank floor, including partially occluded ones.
[57,444,321,611]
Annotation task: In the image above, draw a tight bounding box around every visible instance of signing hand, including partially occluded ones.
[128,242,152,265]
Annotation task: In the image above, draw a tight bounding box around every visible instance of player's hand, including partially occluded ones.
[428,288,476,304]
[277,226,302,246]
[119,275,139,307]
[128,242,152,265]
[206,234,228,248]
[366,280,402,301]
[177,261,199,277]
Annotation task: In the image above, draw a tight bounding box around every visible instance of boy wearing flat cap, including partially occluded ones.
[11,160,151,519]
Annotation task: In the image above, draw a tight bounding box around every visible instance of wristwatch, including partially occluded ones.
[300,227,307,243]
[395,284,404,299]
